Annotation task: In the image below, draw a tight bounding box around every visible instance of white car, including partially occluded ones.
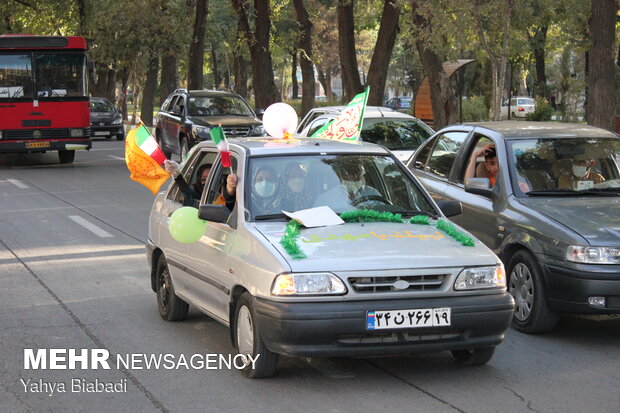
[500,97,536,119]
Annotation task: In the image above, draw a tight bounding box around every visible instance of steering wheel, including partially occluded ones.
[351,194,393,206]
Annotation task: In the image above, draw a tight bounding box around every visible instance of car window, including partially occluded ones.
[167,96,179,113]
[246,154,435,220]
[160,96,172,112]
[425,132,468,178]
[307,117,332,137]
[168,150,218,204]
[188,95,253,117]
[361,119,432,151]
[517,98,534,105]
[409,137,434,170]
[297,111,323,134]
[90,99,115,112]
[205,155,239,205]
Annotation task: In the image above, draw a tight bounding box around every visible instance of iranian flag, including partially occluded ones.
[210,126,232,168]
[125,124,170,195]
[312,86,369,143]
[132,123,167,165]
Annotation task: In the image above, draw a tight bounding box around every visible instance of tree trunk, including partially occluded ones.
[118,69,130,121]
[188,0,209,90]
[231,0,281,109]
[326,68,333,101]
[291,51,299,99]
[495,0,511,121]
[337,0,363,101]
[211,44,221,89]
[140,55,159,127]
[531,25,548,98]
[586,0,617,131]
[293,0,316,117]
[233,20,249,98]
[160,52,178,105]
[106,69,116,102]
[317,66,328,96]
[412,2,457,129]
[366,0,400,106]
[76,0,87,36]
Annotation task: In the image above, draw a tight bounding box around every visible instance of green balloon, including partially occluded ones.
[169,207,207,244]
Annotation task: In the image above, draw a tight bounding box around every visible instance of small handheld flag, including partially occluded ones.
[311,86,369,143]
[210,126,232,168]
[125,124,170,194]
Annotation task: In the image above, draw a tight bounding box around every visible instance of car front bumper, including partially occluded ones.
[545,263,620,313]
[90,124,124,138]
[254,293,514,358]
[0,138,91,153]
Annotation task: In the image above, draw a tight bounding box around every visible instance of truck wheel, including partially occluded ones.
[508,250,559,333]
[58,150,75,164]
[156,255,189,321]
[234,292,279,378]
[451,347,495,365]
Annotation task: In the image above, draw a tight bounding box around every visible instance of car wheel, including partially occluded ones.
[451,347,495,365]
[508,250,559,333]
[234,292,279,378]
[58,150,75,164]
[179,137,189,163]
[156,255,189,321]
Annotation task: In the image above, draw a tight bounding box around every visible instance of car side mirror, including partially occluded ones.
[198,204,231,223]
[437,200,462,217]
[465,177,495,199]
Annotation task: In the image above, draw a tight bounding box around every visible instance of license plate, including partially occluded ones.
[94,131,110,136]
[26,141,50,148]
[366,307,451,330]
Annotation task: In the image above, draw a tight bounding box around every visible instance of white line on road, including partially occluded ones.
[68,215,114,238]
[7,179,29,189]
[108,155,125,161]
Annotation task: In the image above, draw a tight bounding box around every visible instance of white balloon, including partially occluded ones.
[262,103,298,139]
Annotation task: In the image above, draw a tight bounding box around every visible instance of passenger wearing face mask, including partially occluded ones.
[251,166,281,216]
[557,158,604,190]
[280,162,312,212]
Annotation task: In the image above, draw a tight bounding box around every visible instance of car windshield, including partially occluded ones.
[517,98,534,105]
[247,154,435,220]
[360,119,432,151]
[34,53,87,98]
[508,137,620,195]
[0,54,33,98]
[188,95,254,117]
[90,99,115,112]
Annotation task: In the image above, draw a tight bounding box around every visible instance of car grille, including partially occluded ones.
[337,329,462,344]
[222,126,251,137]
[349,275,447,293]
[2,128,91,139]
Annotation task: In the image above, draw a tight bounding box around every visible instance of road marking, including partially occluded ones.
[7,179,29,189]
[108,155,125,161]
[68,215,113,238]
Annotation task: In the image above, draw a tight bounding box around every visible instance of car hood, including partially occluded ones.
[253,221,497,272]
[189,115,261,127]
[90,111,117,122]
[518,197,620,246]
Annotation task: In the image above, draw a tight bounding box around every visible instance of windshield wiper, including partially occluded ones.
[526,189,618,197]
[253,213,288,221]
[390,209,438,218]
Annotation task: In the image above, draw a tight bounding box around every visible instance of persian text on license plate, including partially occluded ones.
[366,308,451,330]
[94,131,110,136]
[26,141,50,148]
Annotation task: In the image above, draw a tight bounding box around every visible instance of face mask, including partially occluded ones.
[255,180,276,197]
[344,179,364,194]
[287,178,304,193]
[572,165,588,178]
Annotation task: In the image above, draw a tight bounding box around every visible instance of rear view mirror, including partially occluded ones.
[465,178,495,199]
[198,204,230,223]
[437,200,462,217]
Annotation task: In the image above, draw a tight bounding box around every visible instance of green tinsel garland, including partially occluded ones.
[279,210,474,260]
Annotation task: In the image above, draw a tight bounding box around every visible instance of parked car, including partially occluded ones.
[386,96,413,113]
[500,97,536,120]
[155,88,265,161]
[406,121,620,333]
[297,106,434,162]
[146,137,514,378]
[89,97,124,141]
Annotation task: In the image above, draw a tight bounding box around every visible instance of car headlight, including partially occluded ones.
[454,265,506,290]
[271,272,347,296]
[112,117,122,125]
[567,245,620,264]
[250,125,265,136]
[70,128,83,137]
[193,125,211,138]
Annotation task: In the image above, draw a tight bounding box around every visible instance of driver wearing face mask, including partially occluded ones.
[251,166,281,215]
[558,158,605,190]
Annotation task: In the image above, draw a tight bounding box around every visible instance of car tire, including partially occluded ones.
[451,347,495,365]
[234,292,279,378]
[155,255,189,321]
[58,150,75,164]
[179,137,189,163]
[508,250,559,334]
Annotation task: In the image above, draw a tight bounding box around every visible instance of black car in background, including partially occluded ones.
[155,88,265,161]
[89,97,124,141]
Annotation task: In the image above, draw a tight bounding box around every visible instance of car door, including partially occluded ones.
[183,154,240,323]
[407,130,469,204]
[161,95,179,148]
[444,131,502,250]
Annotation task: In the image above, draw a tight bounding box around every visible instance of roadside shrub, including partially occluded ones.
[461,95,489,122]
[525,97,554,121]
